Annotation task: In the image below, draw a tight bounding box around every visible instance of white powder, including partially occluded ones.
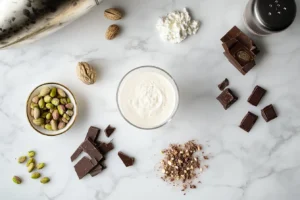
[156,8,200,44]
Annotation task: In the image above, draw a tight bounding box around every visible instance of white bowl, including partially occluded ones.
[26,82,78,136]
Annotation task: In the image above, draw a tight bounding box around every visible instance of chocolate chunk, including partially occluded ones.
[71,147,83,162]
[85,126,101,141]
[216,88,238,110]
[261,104,277,122]
[224,51,256,75]
[105,125,115,137]
[118,151,135,167]
[239,112,258,132]
[81,139,103,162]
[74,156,97,179]
[218,78,229,91]
[97,142,114,154]
[89,164,103,177]
[248,86,266,106]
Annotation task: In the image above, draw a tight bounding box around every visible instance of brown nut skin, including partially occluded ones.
[104,8,122,20]
[105,24,120,40]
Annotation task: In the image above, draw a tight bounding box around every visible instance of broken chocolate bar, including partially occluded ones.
[118,151,135,167]
[85,126,101,141]
[97,142,114,154]
[239,112,258,132]
[261,104,277,122]
[218,78,229,91]
[105,125,115,137]
[71,147,83,162]
[81,139,103,162]
[74,156,97,179]
[248,86,266,106]
[216,88,238,110]
[89,164,103,177]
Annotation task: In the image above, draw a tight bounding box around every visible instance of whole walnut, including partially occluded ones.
[76,62,96,85]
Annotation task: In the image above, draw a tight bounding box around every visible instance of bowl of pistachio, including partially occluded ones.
[26,83,78,136]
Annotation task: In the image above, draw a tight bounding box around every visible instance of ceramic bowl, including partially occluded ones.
[26,82,78,136]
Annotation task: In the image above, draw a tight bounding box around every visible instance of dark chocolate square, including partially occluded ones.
[216,88,238,110]
[81,139,103,162]
[89,164,103,177]
[74,156,97,179]
[118,151,135,167]
[239,112,258,132]
[97,142,114,154]
[85,126,101,141]
[224,52,256,75]
[71,147,83,162]
[218,78,229,91]
[105,125,115,137]
[261,104,277,122]
[248,86,266,106]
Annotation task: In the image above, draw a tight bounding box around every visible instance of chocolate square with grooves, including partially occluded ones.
[239,112,258,132]
[81,139,103,162]
[74,156,97,179]
[248,86,266,106]
[216,88,238,110]
[261,104,277,122]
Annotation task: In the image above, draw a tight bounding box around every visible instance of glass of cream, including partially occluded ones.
[117,66,179,130]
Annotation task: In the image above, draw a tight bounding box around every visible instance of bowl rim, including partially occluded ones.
[116,66,180,130]
[26,82,78,136]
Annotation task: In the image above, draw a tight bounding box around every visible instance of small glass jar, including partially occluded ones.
[243,0,297,36]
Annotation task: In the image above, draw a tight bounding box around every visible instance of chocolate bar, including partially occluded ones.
[81,139,103,162]
[261,104,277,122]
[239,112,258,132]
[97,142,114,154]
[74,156,97,179]
[85,126,101,141]
[89,164,103,177]
[248,86,266,106]
[216,88,238,110]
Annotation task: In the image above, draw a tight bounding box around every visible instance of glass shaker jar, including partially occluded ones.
[244,0,297,36]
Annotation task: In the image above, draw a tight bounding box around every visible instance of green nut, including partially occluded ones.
[38,99,45,109]
[60,98,67,105]
[30,103,38,109]
[40,177,50,184]
[28,162,35,172]
[26,158,35,167]
[37,163,45,170]
[28,151,35,158]
[12,176,22,184]
[32,96,39,104]
[50,88,57,98]
[44,95,52,103]
[65,103,74,110]
[66,110,74,117]
[31,172,41,179]
[45,124,52,131]
[61,118,69,124]
[57,88,66,97]
[41,112,48,119]
[63,114,70,121]
[46,103,54,109]
[18,156,27,163]
[51,98,60,106]
[67,98,71,103]
[52,110,59,120]
[58,122,66,130]
[30,109,34,117]
[50,120,58,131]
[32,118,44,126]
[57,105,65,115]
[33,107,40,120]
[39,87,51,97]
[46,113,52,120]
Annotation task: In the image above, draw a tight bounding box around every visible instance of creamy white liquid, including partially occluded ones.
[117,67,179,129]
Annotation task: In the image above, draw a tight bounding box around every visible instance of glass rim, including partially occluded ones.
[116,66,179,130]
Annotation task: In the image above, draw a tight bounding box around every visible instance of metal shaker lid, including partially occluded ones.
[255,0,297,32]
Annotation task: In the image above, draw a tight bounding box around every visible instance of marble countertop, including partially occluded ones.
[1,0,300,199]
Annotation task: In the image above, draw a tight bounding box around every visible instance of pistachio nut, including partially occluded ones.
[33,107,40,120]
[26,158,35,166]
[66,110,74,117]
[18,156,27,163]
[33,118,45,126]
[12,176,22,184]
[38,99,45,109]
[27,162,35,172]
[65,103,74,110]
[51,98,60,106]
[44,95,52,103]
[30,109,34,117]
[28,151,35,158]
[45,124,52,131]
[45,119,51,124]
[37,163,45,170]
[58,122,66,130]
[46,103,54,109]
[67,98,71,103]
[50,87,57,98]
[57,88,66,98]
[52,110,59,120]
[32,96,39,104]
[60,98,67,105]
[63,114,70,121]
[31,172,41,179]
[30,103,38,109]
[62,118,69,124]
[46,113,52,120]
[40,177,50,184]
[41,112,47,119]
[39,87,51,97]
[57,105,66,115]
[50,120,58,131]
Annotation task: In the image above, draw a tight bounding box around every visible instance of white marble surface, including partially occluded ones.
[1,0,300,199]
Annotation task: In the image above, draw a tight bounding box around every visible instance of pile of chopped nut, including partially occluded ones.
[160,140,208,191]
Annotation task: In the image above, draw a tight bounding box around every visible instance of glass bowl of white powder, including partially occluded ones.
[117,66,179,130]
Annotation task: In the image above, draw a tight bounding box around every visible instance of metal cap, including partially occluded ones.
[255,0,297,32]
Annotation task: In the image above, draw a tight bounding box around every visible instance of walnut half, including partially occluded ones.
[76,62,96,85]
